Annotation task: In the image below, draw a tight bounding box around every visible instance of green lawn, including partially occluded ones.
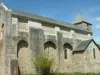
[50,72,100,75]
[29,72,100,75]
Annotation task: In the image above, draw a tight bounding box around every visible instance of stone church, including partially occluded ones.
[0,2,100,75]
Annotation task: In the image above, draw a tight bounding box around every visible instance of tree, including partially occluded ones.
[33,53,54,75]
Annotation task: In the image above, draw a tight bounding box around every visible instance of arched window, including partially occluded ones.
[63,43,72,59]
[64,49,67,59]
[93,48,96,59]
[1,23,4,39]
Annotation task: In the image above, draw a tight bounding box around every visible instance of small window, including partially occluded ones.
[64,49,67,59]
[93,48,96,59]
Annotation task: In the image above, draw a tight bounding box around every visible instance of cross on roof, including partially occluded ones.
[1,0,4,4]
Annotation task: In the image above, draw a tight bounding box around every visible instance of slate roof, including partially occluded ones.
[74,39,100,52]
[74,39,92,51]
[11,9,92,34]
[73,12,88,24]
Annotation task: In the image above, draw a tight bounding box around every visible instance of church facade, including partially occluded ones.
[0,3,100,75]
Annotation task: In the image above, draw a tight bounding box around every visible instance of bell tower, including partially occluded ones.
[73,12,92,32]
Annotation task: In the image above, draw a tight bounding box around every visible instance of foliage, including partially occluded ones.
[33,53,54,75]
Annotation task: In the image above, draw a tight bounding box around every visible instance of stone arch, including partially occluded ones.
[44,41,57,71]
[17,40,32,75]
[63,43,73,59]
[44,41,56,50]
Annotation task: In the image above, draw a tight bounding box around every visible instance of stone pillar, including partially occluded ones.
[29,28,44,74]
[4,9,12,75]
[57,31,63,72]
[29,28,44,53]
[38,29,44,52]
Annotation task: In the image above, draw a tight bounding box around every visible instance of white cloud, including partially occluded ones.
[95,18,100,29]
[96,25,100,28]
[96,17,100,21]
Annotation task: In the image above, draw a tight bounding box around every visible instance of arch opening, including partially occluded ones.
[44,41,57,71]
[17,40,28,57]
[17,40,29,75]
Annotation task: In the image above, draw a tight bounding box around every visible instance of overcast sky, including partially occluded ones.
[4,0,100,44]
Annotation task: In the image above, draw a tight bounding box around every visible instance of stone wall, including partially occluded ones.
[42,23,56,35]
[70,41,100,73]
[73,32,90,40]
[84,41,100,72]
[0,39,5,75]
[9,17,95,74]
[0,5,7,75]
[18,48,33,75]
[60,27,71,38]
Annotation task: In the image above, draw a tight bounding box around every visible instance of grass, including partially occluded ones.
[29,72,100,75]
[51,72,100,75]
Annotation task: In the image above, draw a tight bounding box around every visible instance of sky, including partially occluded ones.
[3,0,100,44]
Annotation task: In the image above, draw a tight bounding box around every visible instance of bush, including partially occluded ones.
[33,53,54,75]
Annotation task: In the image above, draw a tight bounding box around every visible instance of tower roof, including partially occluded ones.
[73,12,88,24]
